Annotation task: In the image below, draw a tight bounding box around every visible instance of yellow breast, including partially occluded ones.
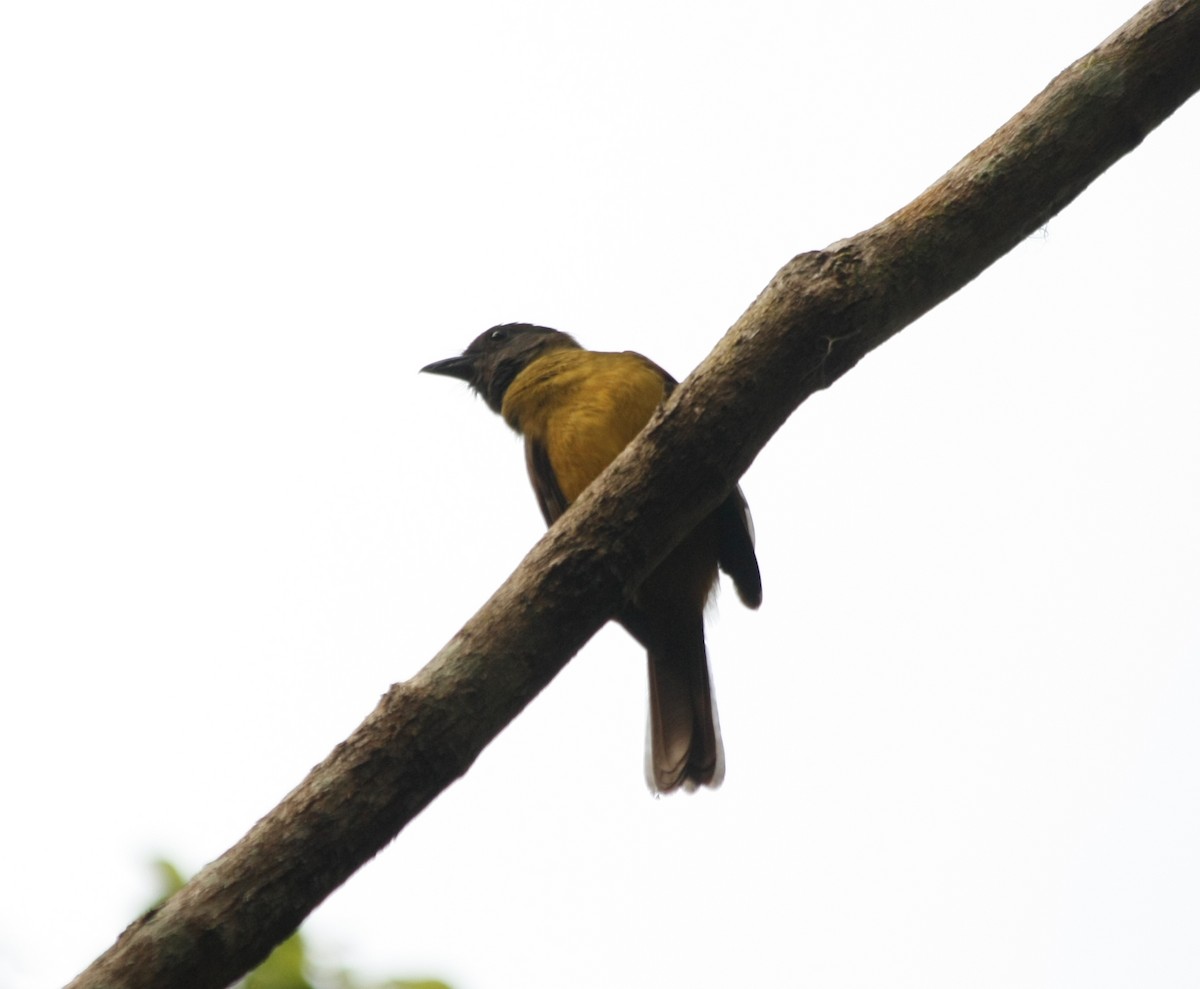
[502,349,666,503]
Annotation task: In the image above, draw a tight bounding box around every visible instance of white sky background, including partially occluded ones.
[2,2,1198,987]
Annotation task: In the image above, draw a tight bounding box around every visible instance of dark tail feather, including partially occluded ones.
[645,618,724,793]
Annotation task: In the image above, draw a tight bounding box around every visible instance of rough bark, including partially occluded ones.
[69,2,1200,987]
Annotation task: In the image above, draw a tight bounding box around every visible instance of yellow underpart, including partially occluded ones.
[502,349,666,503]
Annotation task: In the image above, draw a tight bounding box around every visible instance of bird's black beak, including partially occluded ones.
[420,354,477,382]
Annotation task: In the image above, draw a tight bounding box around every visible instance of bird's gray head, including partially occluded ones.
[420,323,581,413]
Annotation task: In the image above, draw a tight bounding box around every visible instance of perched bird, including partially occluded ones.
[422,324,761,793]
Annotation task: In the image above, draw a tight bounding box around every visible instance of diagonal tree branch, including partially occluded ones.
[69,2,1200,987]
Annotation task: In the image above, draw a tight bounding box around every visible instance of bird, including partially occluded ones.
[421,323,761,793]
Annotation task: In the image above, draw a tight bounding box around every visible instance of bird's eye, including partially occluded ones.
[489,327,508,342]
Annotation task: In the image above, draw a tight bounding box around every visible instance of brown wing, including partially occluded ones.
[717,484,762,608]
[526,436,569,526]
[652,359,762,609]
